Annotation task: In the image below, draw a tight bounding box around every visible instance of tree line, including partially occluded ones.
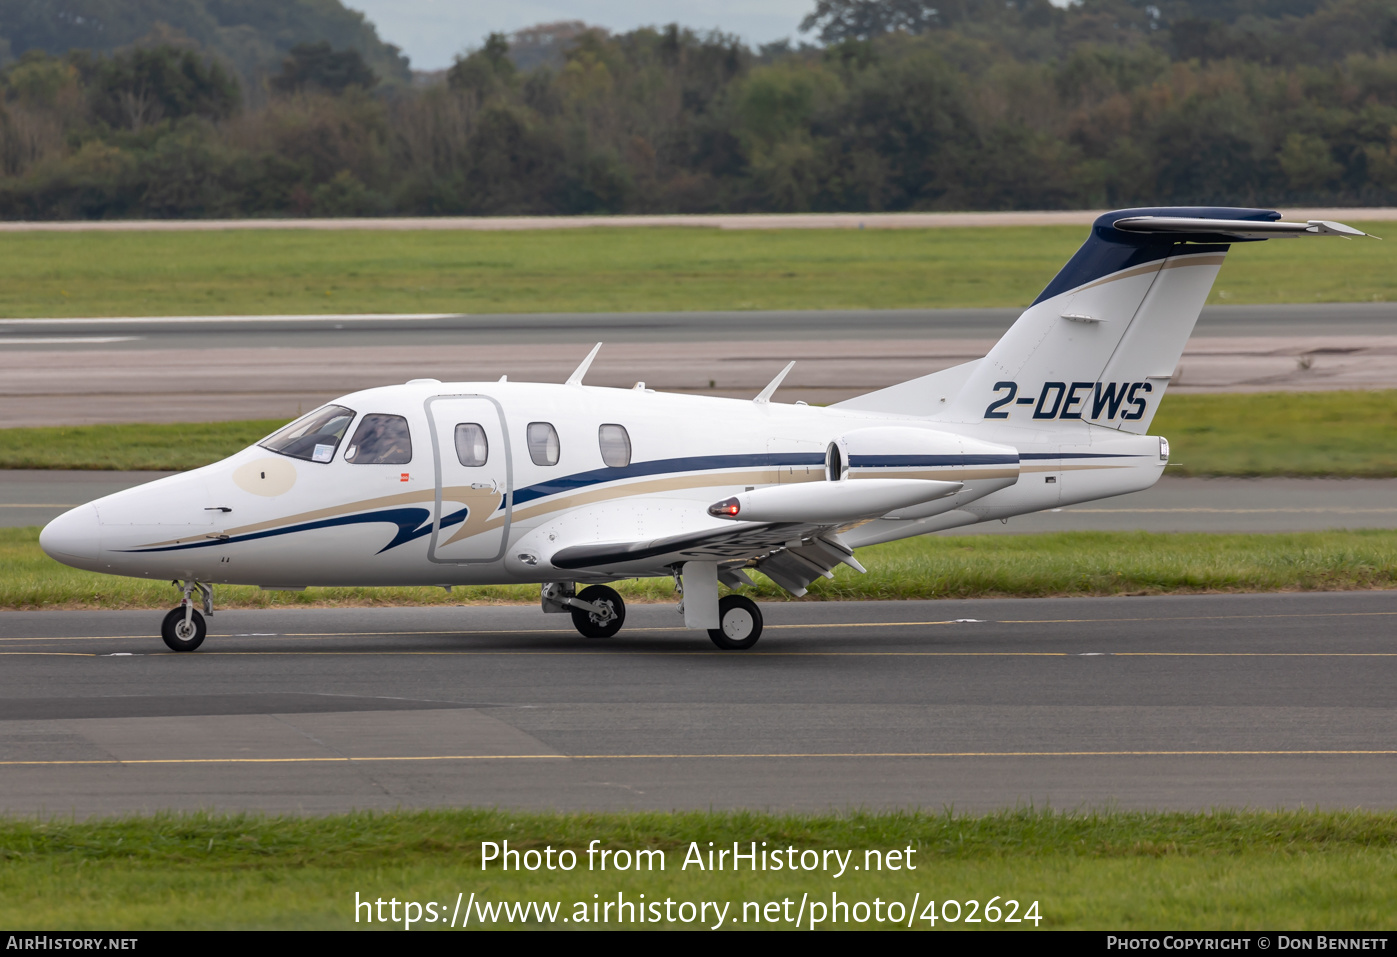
[2,0,1397,218]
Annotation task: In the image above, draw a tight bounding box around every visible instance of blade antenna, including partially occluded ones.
[754,361,796,404]
[565,342,603,386]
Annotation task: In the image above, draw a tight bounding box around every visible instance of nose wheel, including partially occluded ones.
[570,584,626,638]
[161,580,211,651]
[708,595,763,650]
[161,607,207,651]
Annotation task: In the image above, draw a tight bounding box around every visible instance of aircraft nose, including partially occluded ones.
[40,504,103,570]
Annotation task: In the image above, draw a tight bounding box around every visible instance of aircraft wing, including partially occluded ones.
[550,519,863,597]
[544,478,960,596]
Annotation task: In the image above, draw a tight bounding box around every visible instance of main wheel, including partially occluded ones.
[708,595,763,650]
[161,607,206,652]
[571,585,625,639]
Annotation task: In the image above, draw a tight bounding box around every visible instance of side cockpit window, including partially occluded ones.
[260,405,355,463]
[345,414,413,465]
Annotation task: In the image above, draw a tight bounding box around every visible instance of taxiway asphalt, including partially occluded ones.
[0,593,1393,816]
[3,305,1397,425]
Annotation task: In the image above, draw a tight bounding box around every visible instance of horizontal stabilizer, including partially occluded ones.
[1112,216,1368,241]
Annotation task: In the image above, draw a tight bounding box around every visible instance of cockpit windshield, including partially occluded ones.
[259,405,355,463]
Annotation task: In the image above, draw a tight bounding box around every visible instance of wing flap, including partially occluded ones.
[549,521,865,598]
[549,520,826,570]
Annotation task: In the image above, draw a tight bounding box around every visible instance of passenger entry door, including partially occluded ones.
[425,395,513,563]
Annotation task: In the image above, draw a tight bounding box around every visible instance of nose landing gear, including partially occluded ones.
[161,580,212,652]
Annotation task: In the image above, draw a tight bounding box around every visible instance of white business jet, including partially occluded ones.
[40,207,1367,652]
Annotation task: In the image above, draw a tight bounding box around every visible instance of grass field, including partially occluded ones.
[0,419,286,472]
[1154,391,1397,477]
[0,808,1391,929]
[0,223,1390,318]
[1,390,1394,476]
[6,526,1396,610]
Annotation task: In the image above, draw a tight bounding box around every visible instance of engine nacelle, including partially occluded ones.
[830,426,1020,520]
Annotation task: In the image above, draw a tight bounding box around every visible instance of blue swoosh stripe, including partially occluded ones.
[511,452,823,507]
[848,454,1019,467]
[124,506,468,555]
[1019,453,1142,460]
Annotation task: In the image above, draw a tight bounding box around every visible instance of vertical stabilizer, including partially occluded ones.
[836,207,1367,424]
[947,207,1278,433]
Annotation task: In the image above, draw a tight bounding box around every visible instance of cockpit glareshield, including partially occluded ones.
[259,405,355,463]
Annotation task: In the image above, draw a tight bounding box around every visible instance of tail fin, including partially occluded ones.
[837,207,1367,431]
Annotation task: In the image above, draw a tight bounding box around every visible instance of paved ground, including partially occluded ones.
[7,472,1397,534]
[3,304,1396,425]
[0,593,1392,816]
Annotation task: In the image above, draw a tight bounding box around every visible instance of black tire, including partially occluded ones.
[571,585,625,639]
[161,607,206,652]
[708,595,763,650]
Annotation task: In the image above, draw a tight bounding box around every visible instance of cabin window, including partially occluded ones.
[345,414,413,465]
[598,424,631,468]
[455,423,488,467]
[260,405,355,463]
[527,422,560,466]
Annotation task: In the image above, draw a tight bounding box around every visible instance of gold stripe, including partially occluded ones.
[441,469,790,546]
[1074,251,1226,295]
[1019,463,1135,473]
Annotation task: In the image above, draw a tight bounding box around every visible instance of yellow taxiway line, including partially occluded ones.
[5,608,1397,644]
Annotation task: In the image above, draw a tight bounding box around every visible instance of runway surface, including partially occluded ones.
[7,471,1396,533]
[3,304,1396,425]
[0,593,1393,816]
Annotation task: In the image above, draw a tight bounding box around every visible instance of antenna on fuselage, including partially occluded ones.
[754,361,796,404]
[566,342,603,386]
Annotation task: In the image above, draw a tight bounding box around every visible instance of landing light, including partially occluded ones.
[708,497,741,518]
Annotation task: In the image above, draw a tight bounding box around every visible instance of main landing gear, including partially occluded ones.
[708,594,763,650]
[161,580,212,652]
[542,578,763,649]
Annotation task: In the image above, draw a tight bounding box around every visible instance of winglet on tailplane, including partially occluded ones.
[835,207,1368,430]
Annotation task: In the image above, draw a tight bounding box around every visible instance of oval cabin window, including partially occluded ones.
[527,422,560,466]
[455,423,488,467]
[598,424,631,468]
